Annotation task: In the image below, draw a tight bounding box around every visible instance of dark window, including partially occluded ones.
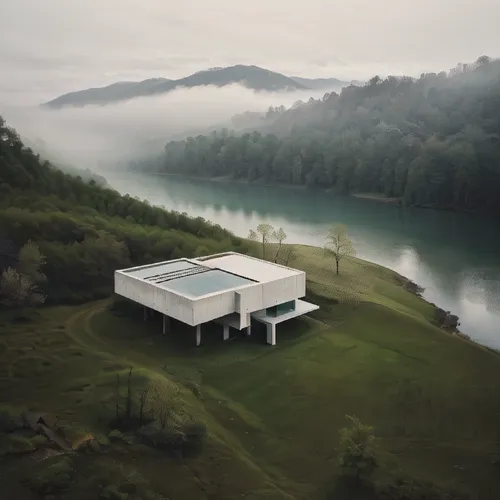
[266,300,295,317]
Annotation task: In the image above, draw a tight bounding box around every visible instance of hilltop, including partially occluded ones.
[43,65,355,108]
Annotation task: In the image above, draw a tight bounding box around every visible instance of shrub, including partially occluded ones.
[185,380,203,400]
[137,422,182,449]
[108,429,133,445]
[182,421,207,455]
[137,419,206,456]
[31,434,50,448]
[0,405,25,432]
[338,415,378,482]
[25,457,74,495]
[101,484,129,500]
[377,474,471,499]
[0,434,35,456]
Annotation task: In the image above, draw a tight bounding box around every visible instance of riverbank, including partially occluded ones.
[105,169,500,349]
[294,244,475,347]
[143,170,485,214]
[351,192,402,205]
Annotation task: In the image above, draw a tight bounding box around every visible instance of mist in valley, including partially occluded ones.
[2,84,328,174]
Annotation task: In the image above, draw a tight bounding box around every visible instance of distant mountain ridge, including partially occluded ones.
[44,65,358,108]
[290,76,360,90]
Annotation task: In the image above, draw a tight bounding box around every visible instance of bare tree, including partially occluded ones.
[125,368,133,421]
[272,228,287,263]
[138,383,152,426]
[324,224,356,275]
[282,244,296,266]
[249,223,274,260]
[113,374,121,420]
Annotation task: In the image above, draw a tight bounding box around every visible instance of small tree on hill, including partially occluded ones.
[324,224,356,275]
[338,415,378,482]
[248,223,275,260]
[272,227,287,263]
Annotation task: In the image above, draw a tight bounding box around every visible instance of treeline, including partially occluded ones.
[160,56,500,216]
[0,116,249,305]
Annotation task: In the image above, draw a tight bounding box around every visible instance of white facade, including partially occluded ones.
[114,252,318,345]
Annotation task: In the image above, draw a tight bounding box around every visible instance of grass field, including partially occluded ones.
[1,245,500,499]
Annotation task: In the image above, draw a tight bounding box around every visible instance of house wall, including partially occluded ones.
[115,269,307,329]
[236,272,306,317]
[114,272,195,325]
[191,289,237,325]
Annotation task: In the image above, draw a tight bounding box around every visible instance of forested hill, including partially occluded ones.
[44,65,308,108]
[0,116,248,304]
[158,56,500,216]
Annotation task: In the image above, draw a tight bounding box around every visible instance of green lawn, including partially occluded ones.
[1,246,500,499]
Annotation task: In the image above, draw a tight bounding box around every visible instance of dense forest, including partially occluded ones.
[158,56,500,216]
[0,116,249,305]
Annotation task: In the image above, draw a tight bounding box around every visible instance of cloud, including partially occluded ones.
[3,84,326,170]
[1,0,499,106]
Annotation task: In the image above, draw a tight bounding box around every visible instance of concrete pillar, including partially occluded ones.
[162,315,171,335]
[266,324,276,346]
[223,324,230,341]
[196,325,201,347]
[246,325,252,336]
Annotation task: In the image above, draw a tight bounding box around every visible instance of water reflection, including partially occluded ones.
[106,172,500,348]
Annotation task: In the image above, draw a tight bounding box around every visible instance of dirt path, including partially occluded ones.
[62,301,303,500]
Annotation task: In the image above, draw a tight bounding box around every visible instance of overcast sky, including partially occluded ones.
[1,0,499,105]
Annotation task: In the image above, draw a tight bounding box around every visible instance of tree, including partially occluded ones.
[149,380,181,430]
[256,223,274,260]
[324,224,356,275]
[338,415,378,482]
[272,227,287,263]
[282,244,296,266]
[138,383,152,426]
[0,267,45,308]
[18,240,46,284]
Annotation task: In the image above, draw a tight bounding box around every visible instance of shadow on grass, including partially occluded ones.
[325,475,379,500]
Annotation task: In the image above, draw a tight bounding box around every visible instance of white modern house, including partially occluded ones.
[114,252,318,346]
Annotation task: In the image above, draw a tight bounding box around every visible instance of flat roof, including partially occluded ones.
[120,259,255,298]
[162,269,253,297]
[200,254,302,282]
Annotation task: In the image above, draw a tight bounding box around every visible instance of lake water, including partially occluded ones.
[106,172,500,349]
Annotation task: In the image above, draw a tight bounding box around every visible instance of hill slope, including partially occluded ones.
[0,116,249,303]
[1,245,499,499]
[44,65,308,108]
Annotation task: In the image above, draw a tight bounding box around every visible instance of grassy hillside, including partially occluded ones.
[1,246,499,499]
[0,116,249,304]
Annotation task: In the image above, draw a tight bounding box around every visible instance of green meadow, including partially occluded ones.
[1,246,499,499]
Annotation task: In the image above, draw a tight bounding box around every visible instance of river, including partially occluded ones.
[105,171,500,349]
